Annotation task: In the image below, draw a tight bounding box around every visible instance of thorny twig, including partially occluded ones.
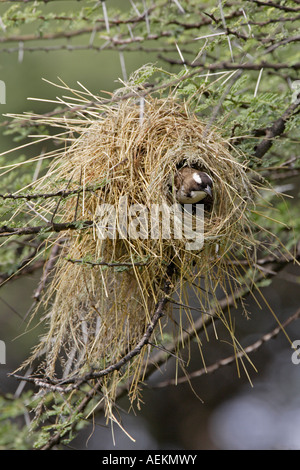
[255,95,300,158]
[1,0,300,450]
[11,244,300,392]
[11,271,174,391]
[154,309,300,388]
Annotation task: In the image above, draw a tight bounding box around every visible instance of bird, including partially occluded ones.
[174,167,213,204]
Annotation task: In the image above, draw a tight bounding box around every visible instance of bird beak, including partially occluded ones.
[204,185,212,198]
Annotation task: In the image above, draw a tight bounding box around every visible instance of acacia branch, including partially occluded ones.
[12,243,299,390]
[158,57,300,71]
[11,273,173,391]
[248,0,300,12]
[0,238,46,286]
[155,308,300,388]
[0,184,105,200]
[0,26,101,43]
[39,378,104,451]
[255,95,300,158]
[0,259,44,286]
[10,245,299,449]
[0,220,93,237]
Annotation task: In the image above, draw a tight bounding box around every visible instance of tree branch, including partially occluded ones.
[255,95,300,158]
[155,308,300,388]
[0,184,105,200]
[248,0,300,12]
[10,244,299,449]
[11,272,173,391]
[158,56,300,71]
[0,220,93,238]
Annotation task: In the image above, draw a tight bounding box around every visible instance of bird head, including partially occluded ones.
[174,167,213,204]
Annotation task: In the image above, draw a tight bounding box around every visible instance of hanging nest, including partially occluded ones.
[15,84,262,407]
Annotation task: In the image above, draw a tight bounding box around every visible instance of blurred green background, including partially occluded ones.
[0,0,161,151]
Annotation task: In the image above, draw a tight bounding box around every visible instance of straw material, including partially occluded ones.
[16,86,260,405]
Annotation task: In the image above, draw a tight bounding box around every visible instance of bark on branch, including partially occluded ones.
[254,95,300,158]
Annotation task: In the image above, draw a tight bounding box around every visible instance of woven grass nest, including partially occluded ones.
[20,85,260,405]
